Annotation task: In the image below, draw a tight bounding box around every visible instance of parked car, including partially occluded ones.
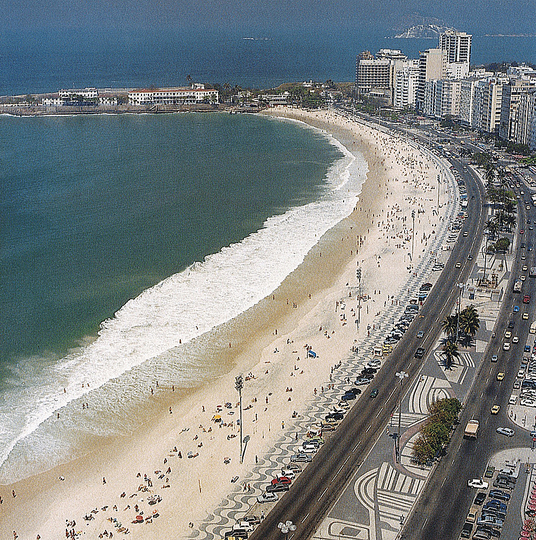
[291,453,312,462]
[271,476,292,485]
[460,522,473,538]
[488,489,510,501]
[280,470,295,480]
[355,376,374,385]
[341,392,356,401]
[257,492,279,503]
[468,479,489,489]
[476,516,503,528]
[484,500,507,511]
[266,482,290,493]
[474,492,486,505]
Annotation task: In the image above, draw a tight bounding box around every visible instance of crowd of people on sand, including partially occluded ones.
[1,110,446,540]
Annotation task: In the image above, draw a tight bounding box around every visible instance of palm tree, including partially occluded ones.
[485,218,499,239]
[441,315,458,339]
[441,339,460,370]
[459,305,480,338]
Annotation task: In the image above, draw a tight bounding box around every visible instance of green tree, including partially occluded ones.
[441,314,458,339]
[459,305,480,338]
[441,339,460,370]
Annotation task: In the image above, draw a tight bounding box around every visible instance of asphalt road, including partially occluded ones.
[405,171,536,540]
[249,128,487,540]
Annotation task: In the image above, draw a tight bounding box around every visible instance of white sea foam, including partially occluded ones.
[0,123,367,483]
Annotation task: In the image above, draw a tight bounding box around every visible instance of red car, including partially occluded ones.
[271,476,292,486]
[524,295,531,304]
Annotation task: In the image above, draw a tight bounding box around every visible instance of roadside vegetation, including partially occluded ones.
[412,397,462,465]
[440,305,480,368]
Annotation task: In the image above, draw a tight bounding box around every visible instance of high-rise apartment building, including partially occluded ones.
[439,31,472,64]
[355,49,407,105]
[417,48,447,111]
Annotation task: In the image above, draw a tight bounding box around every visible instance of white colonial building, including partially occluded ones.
[128,84,218,106]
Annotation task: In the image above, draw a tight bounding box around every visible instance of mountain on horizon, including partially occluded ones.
[394,23,457,39]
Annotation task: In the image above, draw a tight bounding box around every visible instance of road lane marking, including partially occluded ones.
[318,487,328,501]
[375,406,384,418]
[353,442,361,452]
[366,425,371,433]
[301,513,309,523]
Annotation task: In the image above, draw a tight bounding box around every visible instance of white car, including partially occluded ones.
[496,427,515,437]
[503,342,511,351]
[521,399,536,407]
[468,479,489,489]
[280,469,295,480]
[509,395,518,405]
[257,492,278,503]
[367,360,382,368]
[298,445,317,454]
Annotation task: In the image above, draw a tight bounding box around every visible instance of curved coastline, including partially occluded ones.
[0,108,447,540]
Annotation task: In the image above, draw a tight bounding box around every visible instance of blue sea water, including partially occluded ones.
[0,110,367,482]
[0,28,534,96]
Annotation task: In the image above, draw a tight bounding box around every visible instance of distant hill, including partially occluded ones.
[394,24,457,39]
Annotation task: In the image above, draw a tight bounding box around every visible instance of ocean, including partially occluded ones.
[0,27,535,96]
[0,111,367,483]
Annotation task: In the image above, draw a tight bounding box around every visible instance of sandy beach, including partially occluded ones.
[0,107,451,540]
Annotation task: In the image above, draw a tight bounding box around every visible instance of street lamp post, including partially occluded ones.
[278,520,297,540]
[235,375,244,463]
[411,210,416,264]
[395,371,408,462]
[456,283,465,342]
[356,268,362,330]
[437,174,441,209]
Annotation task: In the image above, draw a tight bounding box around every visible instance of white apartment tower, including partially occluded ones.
[439,31,472,64]
[393,59,420,109]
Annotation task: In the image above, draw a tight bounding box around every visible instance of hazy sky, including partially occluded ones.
[2,0,535,34]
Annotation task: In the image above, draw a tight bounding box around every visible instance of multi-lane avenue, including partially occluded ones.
[249,121,488,540]
[406,168,536,540]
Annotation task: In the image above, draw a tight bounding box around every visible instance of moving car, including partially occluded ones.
[370,388,379,398]
[416,331,424,338]
[496,372,505,381]
[415,347,425,358]
[491,355,498,363]
[496,427,515,437]
[491,405,501,414]
[504,330,512,339]
[503,342,510,351]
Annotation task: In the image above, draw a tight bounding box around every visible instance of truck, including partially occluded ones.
[464,419,479,439]
[513,279,522,293]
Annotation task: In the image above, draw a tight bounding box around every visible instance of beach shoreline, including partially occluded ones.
[0,107,449,540]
